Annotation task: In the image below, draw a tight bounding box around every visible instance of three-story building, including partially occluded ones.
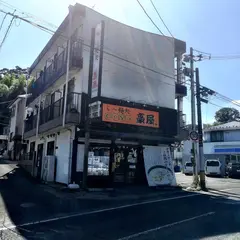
[19,3,186,187]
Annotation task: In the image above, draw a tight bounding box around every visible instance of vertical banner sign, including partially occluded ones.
[143,145,177,187]
[91,22,103,98]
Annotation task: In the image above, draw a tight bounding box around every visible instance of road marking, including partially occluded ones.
[117,211,215,240]
[0,193,200,231]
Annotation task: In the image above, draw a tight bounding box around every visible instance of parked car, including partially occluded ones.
[227,162,240,178]
[205,159,222,177]
[174,165,181,172]
[184,162,193,175]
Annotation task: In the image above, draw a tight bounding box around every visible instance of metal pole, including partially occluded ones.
[62,6,73,127]
[190,47,199,186]
[196,68,206,190]
[82,28,95,189]
[176,53,184,135]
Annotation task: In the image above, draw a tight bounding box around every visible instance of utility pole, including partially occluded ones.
[190,47,199,187]
[196,68,206,190]
[82,28,95,189]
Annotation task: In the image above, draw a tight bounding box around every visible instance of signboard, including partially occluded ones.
[143,145,176,187]
[102,104,159,128]
[189,131,198,141]
[91,22,103,98]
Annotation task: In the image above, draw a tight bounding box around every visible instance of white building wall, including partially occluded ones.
[27,126,75,184]
[29,5,176,110]
[81,7,175,109]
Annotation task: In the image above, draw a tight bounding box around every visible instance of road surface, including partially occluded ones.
[1,164,240,239]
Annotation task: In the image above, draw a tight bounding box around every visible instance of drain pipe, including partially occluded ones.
[62,6,73,128]
[36,95,41,138]
[67,128,73,185]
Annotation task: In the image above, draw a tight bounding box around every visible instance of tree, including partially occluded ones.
[215,107,240,124]
[0,67,31,128]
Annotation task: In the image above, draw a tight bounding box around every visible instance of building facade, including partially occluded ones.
[8,96,26,160]
[16,3,186,187]
[183,121,240,174]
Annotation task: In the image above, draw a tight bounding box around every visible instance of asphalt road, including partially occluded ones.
[1,164,240,240]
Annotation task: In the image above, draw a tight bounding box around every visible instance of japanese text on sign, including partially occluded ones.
[102,104,159,128]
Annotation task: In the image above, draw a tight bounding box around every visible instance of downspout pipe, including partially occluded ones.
[62,6,73,127]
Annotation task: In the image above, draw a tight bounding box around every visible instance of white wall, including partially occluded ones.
[29,5,177,110]
[81,7,175,109]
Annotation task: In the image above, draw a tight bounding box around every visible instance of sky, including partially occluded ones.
[0,0,240,124]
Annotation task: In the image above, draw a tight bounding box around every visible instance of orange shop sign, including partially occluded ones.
[102,104,159,128]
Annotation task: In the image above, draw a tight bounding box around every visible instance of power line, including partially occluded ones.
[149,0,174,38]
[0,12,7,32]
[0,0,58,29]
[0,10,15,52]
[135,0,173,46]
[0,8,178,83]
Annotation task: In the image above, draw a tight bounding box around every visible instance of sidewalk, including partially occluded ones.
[41,183,184,201]
[0,159,18,177]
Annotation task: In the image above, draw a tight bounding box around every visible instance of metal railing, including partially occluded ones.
[25,114,37,132]
[40,98,63,125]
[38,92,82,126]
[66,92,81,114]
[27,38,83,104]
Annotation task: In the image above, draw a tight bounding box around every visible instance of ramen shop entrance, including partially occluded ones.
[112,145,147,186]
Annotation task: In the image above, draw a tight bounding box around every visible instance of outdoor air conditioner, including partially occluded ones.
[89,101,101,118]
[41,155,55,182]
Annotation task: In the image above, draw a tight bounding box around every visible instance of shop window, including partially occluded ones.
[225,155,230,164]
[230,155,237,163]
[210,131,224,142]
[88,147,109,176]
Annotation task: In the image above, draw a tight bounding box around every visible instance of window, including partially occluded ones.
[47,141,55,155]
[230,155,240,163]
[185,162,193,167]
[88,147,110,176]
[206,161,220,166]
[210,131,224,142]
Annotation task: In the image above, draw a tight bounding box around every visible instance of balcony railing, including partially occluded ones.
[39,92,82,126]
[25,114,37,132]
[25,93,82,134]
[66,92,82,114]
[27,38,83,105]
[39,98,63,125]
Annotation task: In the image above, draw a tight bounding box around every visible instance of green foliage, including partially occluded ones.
[215,107,240,124]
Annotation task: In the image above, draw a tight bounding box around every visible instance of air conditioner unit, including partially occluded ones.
[89,101,101,118]
[42,155,55,182]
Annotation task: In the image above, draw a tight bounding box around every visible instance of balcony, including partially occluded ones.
[24,92,82,137]
[27,38,83,105]
[38,92,82,134]
[24,114,37,139]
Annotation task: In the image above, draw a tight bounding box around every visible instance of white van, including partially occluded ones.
[184,162,193,175]
[205,159,222,176]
